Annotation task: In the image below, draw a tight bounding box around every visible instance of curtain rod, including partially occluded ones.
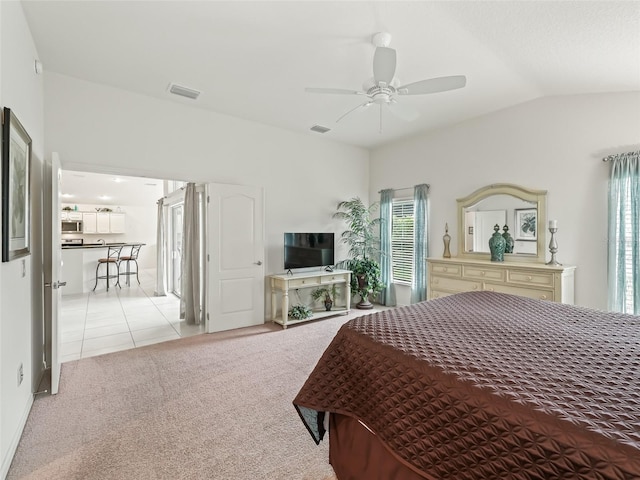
[602,150,640,162]
[378,184,430,193]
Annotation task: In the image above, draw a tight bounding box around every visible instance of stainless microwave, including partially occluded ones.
[61,220,83,233]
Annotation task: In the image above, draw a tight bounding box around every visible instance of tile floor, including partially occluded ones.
[60,269,204,362]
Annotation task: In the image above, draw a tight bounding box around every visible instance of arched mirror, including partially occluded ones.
[457,184,547,263]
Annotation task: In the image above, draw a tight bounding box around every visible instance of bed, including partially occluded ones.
[293,291,640,479]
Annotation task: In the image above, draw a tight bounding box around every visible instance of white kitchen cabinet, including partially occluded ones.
[96,212,110,233]
[82,212,97,234]
[109,213,125,233]
[67,211,83,221]
[60,211,68,220]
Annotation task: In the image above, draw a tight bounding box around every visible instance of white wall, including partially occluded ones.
[370,92,640,309]
[44,72,370,304]
[0,1,44,477]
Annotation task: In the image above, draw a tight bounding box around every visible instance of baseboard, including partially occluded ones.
[0,393,34,480]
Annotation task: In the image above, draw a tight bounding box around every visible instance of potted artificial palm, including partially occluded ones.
[333,197,384,309]
[311,284,340,311]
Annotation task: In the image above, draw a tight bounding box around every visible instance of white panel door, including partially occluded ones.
[206,184,264,333]
[44,153,63,394]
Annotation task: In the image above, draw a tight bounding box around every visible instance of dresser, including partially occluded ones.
[427,257,576,304]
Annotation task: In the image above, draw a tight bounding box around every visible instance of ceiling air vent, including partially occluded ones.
[168,83,201,100]
[310,124,331,134]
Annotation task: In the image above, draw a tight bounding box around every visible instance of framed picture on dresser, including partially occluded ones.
[2,107,32,262]
[514,208,537,241]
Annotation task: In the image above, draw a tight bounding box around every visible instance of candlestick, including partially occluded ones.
[545,226,562,266]
[549,219,557,229]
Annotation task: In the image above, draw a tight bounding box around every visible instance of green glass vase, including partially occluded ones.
[489,224,506,262]
[502,225,514,254]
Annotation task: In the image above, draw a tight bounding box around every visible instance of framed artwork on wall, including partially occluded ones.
[2,107,32,262]
[514,208,537,241]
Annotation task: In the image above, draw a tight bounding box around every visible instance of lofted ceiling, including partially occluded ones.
[21,1,640,149]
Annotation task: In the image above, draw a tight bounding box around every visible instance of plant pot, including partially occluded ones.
[356,274,374,309]
[324,299,333,311]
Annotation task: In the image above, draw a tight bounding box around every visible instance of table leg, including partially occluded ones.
[282,289,289,329]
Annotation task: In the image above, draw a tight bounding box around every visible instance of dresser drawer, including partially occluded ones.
[431,275,481,293]
[429,290,456,300]
[288,277,321,288]
[321,274,347,284]
[463,266,505,282]
[507,270,554,287]
[430,263,461,276]
[485,283,553,301]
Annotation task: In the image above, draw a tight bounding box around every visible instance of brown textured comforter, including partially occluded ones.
[293,291,640,479]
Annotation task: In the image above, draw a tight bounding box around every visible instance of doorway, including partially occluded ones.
[56,171,202,362]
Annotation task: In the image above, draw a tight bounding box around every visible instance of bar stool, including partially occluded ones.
[92,245,123,292]
[119,244,142,286]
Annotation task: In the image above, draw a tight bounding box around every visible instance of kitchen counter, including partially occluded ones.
[61,242,143,249]
[60,243,145,294]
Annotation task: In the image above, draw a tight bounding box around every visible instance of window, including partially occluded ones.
[391,199,414,284]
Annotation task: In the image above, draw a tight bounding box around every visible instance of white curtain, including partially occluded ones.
[154,199,167,296]
[180,183,203,325]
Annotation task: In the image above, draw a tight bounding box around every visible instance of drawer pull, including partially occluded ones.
[434,294,439,298]
[443,267,448,272]
[472,285,478,290]
[527,276,533,281]
[487,287,494,292]
[481,271,486,276]
[540,295,547,300]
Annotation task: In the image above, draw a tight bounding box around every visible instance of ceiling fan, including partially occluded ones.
[306,32,466,131]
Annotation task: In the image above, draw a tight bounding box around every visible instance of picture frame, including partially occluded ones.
[514,208,537,241]
[2,107,32,262]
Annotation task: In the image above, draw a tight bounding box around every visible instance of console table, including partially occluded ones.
[269,269,351,329]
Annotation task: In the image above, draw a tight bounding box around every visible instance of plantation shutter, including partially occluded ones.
[392,199,414,284]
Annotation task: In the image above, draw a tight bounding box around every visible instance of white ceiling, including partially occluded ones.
[60,170,165,207]
[22,1,640,149]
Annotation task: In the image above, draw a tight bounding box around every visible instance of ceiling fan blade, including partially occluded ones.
[336,102,372,123]
[373,47,396,85]
[398,75,466,95]
[305,87,364,95]
[386,101,420,122]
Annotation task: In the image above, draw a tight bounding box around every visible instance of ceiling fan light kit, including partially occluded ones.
[305,31,467,131]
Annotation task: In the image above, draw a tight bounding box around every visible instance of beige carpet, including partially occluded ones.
[6,311,375,479]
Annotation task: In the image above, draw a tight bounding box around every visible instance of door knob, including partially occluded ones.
[254,261,263,266]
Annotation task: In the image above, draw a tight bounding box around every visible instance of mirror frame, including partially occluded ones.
[457,183,547,263]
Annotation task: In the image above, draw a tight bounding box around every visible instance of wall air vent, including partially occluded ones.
[168,83,201,100]
[310,125,331,134]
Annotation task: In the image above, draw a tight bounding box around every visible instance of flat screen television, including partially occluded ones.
[284,232,335,270]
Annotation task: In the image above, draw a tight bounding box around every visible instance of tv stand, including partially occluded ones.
[269,269,351,329]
